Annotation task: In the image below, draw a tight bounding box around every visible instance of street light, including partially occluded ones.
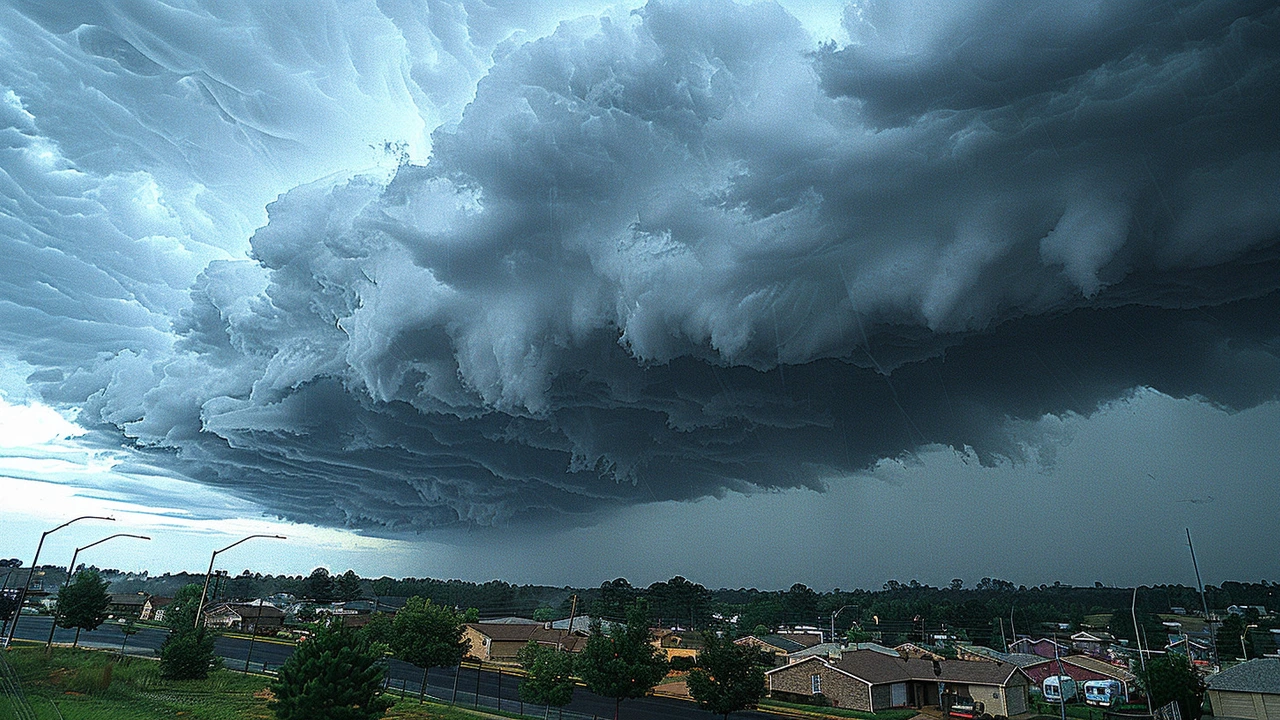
[46,533,150,649]
[5,515,114,646]
[194,535,286,629]
[831,605,858,644]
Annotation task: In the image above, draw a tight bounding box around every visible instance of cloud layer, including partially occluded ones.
[3,0,1278,530]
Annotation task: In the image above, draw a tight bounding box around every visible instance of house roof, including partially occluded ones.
[1072,631,1116,642]
[790,642,900,661]
[482,616,541,625]
[465,622,586,651]
[835,650,1024,686]
[1061,655,1137,683]
[738,635,808,653]
[108,593,148,606]
[145,597,174,608]
[1208,659,1280,695]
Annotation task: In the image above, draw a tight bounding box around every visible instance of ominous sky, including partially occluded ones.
[1,0,1277,589]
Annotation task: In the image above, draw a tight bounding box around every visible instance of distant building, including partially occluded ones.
[1008,637,1071,659]
[1071,631,1117,658]
[736,635,809,665]
[107,593,148,618]
[140,596,172,622]
[1022,655,1137,701]
[203,600,285,634]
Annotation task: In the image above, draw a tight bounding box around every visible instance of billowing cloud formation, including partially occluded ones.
[3,0,1278,530]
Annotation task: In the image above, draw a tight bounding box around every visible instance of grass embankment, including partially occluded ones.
[0,646,507,720]
[759,699,921,720]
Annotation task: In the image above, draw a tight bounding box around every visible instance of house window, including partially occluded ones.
[811,674,822,695]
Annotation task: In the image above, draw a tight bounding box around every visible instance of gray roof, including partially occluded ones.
[832,649,1023,686]
[959,645,1045,667]
[1208,659,1280,694]
[790,642,900,661]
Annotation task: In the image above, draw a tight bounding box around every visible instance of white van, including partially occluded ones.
[1043,676,1078,703]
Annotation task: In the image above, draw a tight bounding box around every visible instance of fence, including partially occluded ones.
[379,663,604,720]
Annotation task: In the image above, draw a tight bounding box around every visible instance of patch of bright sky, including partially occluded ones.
[0,394,423,577]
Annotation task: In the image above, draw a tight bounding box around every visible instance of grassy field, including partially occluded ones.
[0,646,510,720]
[759,698,921,720]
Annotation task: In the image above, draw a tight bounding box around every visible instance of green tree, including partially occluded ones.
[687,633,766,719]
[389,596,468,702]
[577,600,668,720]
[271,622,392,720]
[159,625,220,679]
[532,606,558,622]
[303,568,336,602]
[335,570,363,603]
[517,641,577,711]
[158,583,219,680]
[56,569,110,646]
[1140,653,1206,720]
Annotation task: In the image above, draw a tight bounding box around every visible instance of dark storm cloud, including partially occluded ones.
[3,0,1279,529]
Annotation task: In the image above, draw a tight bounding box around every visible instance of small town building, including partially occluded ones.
[107,593,149,618]
[1071,631,1117,658]
[463,623,586,662]
[202,600,285,633]
[736,635,809,665]
[651,629,704,661]
[1207,658,1280,720]
[140,596,173,622]
[765,649,1031,715]
[1009,638,1072,659]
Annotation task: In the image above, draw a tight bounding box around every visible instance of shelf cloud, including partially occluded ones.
[2,0,1277,532]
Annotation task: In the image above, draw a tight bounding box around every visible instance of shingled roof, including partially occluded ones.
[1208,659,1280,694]
[834,650,1024,686]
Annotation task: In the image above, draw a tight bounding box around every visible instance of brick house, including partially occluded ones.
[766,650,1031,716]
[463,623,586,662]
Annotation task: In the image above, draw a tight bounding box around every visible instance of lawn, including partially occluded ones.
[0,646,530,720]
[3,645,273,720]
[759,698,921,720]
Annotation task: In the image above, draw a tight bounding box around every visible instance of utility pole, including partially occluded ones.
[1186,528,1218,668]
[1132,587,1154,714]
[558,594,578,651]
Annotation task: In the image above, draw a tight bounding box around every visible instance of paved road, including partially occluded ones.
[4,616,775,720]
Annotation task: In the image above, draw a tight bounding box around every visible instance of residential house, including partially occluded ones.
[463,623,586,662]
[766,649,1030,716]
[550,615,614,635]
[1023,655,1137,701]
[1207,658,1280,720]
[107,593,149,618]
[202,600,286,634]
[1167,637,1213,665]
[774,627,824,648]
[140,596,172,622]
[651,629,704,661]
[1071,631,1117,658]
[1009,638,1071,659]
[736,635,809,666]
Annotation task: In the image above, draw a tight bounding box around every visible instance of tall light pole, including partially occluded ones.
[831,605,857,644]
[5,515,114,646]
[194,535,285,629]
[46,533,150,649]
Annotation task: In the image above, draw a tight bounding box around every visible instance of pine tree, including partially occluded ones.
[577,600,668,720]
[686,633,766,719]
[158,584,220,679]
[271,623,392,720]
